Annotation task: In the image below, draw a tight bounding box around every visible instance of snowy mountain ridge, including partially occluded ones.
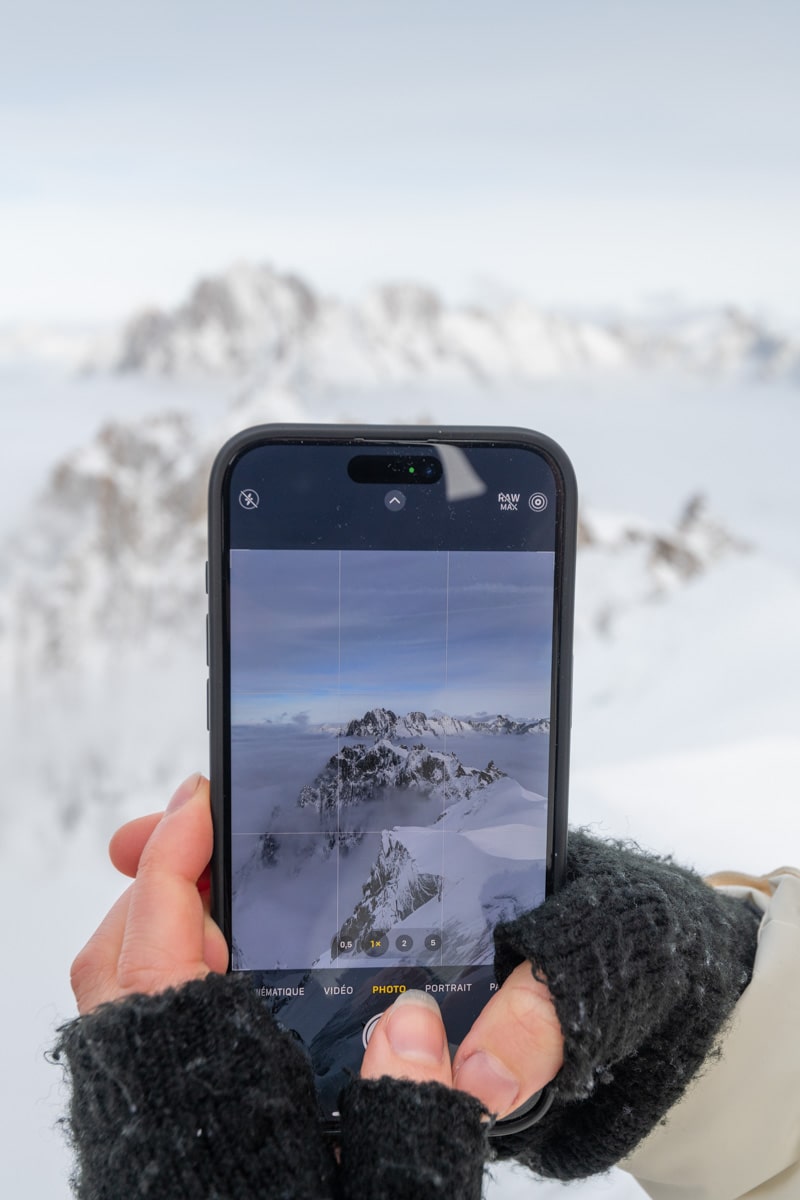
[343,707,549,740]
[71,261,800,387]
[298,738,506,822]
[344,708,470,739]
[318,774,548,966]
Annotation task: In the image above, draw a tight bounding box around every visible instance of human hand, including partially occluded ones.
[360,965,564,1119]
[70,774,228,1013]
[72,769,564,1121]
[339,976,562,1198]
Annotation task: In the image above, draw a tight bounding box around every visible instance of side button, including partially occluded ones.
[206,679,210,731]
[206,614,210,666]
[205,560,209,594]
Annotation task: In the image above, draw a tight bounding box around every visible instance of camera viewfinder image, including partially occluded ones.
[229,549,554,971]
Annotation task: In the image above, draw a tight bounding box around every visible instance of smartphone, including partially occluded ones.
[208,425,576,1135]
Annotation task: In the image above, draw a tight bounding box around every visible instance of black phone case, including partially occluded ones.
[207,424,577,1136]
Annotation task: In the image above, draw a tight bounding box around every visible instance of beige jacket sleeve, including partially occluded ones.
[620,868,800,1200]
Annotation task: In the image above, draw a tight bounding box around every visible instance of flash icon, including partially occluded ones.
[239,489,260,510]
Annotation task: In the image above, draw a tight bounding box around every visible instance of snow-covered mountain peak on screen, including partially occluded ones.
[106,261,800,385]
[343,708,548,740]
[297,737,507,821]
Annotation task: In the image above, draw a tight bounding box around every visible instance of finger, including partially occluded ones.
[70,885,134,1014]
[203,910,230,976]
[452,961,564,1118]
[112,822,213,911]
[116,774,213,996]
[109,813,163,877]
[360,990,453,1087]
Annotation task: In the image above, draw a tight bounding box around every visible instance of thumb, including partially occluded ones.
[452,961,563,1118]
[360,990,453,1088]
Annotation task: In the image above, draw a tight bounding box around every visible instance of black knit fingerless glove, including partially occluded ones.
[53,976,490,1200]
[491,831,761,1179]
[338,1077,488,1200]
[53,974,337,1199]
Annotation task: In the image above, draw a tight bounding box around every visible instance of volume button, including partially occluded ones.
[206,679,210,731]
[205,560,209,594]
[206,614,210,666]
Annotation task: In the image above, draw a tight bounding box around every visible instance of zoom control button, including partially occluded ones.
[365,932,388,957]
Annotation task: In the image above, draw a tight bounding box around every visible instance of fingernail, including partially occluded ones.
[166,773,202,813]
[454,1051,520,1116]
[384,989,446,1065]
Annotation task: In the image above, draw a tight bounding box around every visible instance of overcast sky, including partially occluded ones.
[230,549,554,723]
[2,1,799,322]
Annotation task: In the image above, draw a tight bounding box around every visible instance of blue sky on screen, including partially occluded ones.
[2,1,799,320]
[230,549,554,723]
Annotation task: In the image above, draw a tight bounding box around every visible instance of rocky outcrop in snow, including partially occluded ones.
[0,412,208,682]
[334,831,442,954]
[298,739,505,820]
[576,494,751,637]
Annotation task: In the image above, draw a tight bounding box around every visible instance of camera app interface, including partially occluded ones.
[229,548,553,971]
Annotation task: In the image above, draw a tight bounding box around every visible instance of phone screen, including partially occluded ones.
[213,432,573,1121]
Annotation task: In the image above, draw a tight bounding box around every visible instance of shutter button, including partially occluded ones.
[362,1012,385,1049]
